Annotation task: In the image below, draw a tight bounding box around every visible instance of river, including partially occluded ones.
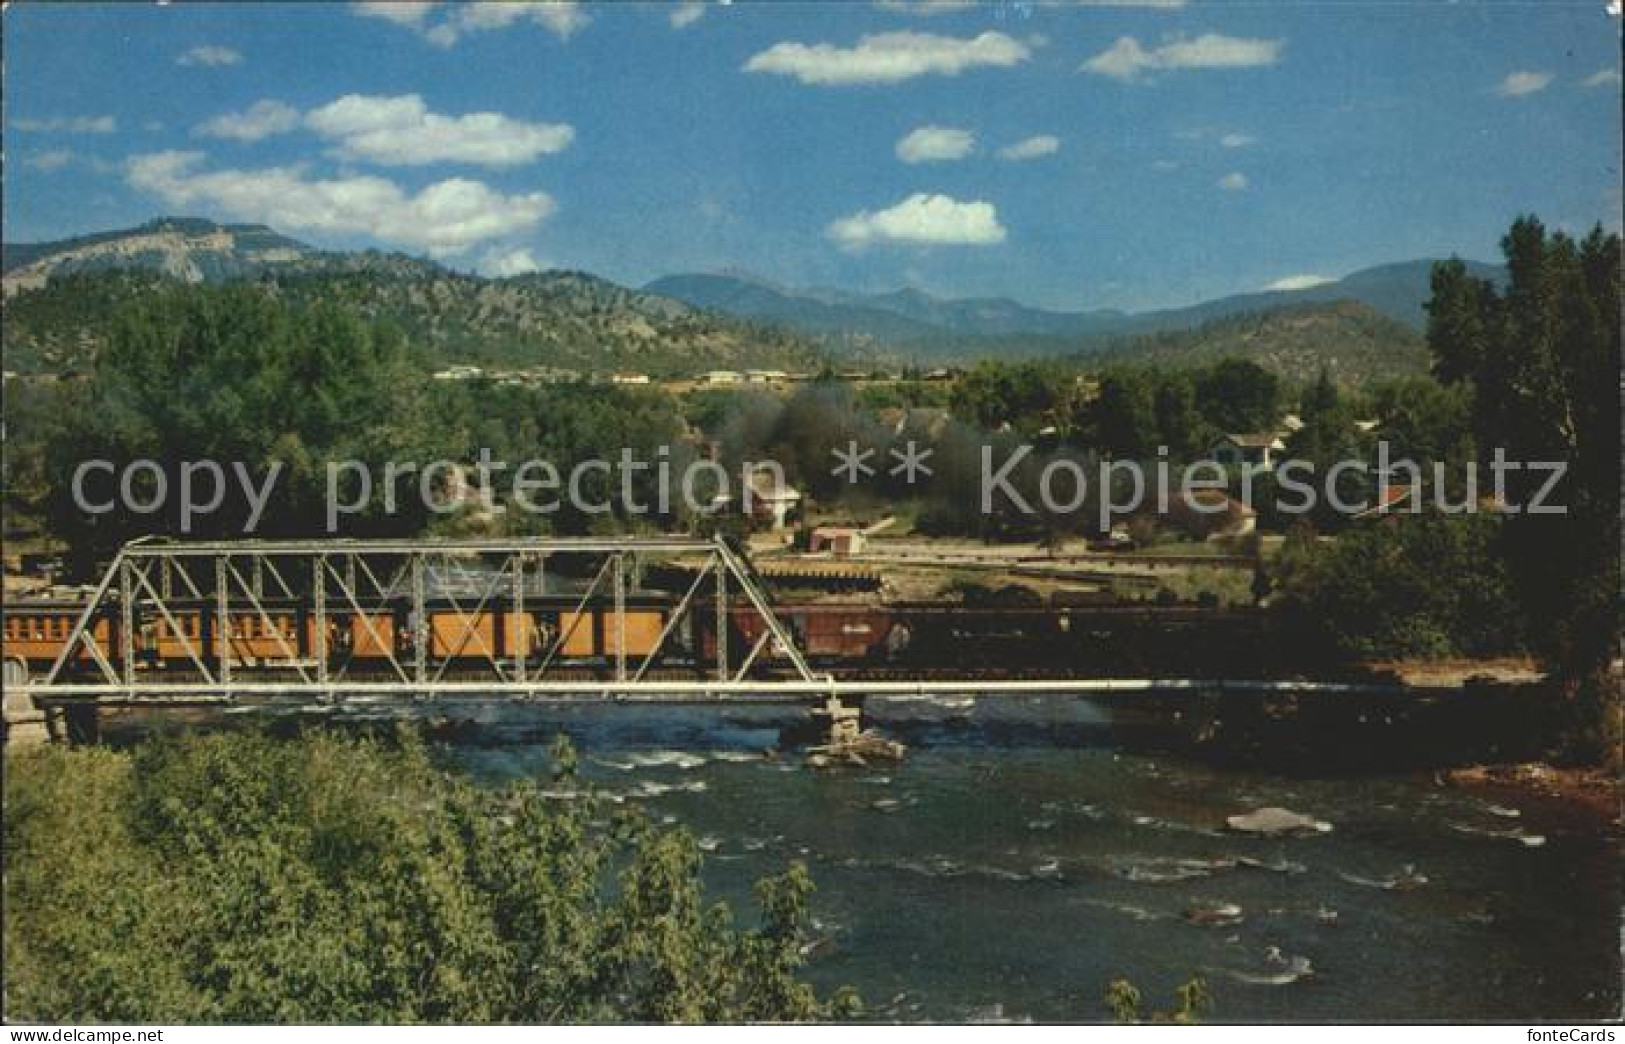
[394,695,1623,1023]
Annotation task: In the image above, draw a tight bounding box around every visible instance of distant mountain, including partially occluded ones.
[1125,260,1507,333]
[1081,299,1432,384]
[645,271,1126,346]
[2,218,315,295]
[2,217,1498,381]
[646,259,1505,355]
[642,272,941,345]
[1,219,829,376]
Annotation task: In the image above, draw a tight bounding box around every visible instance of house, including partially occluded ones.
[1210,432,1287,472]
[808,526,866,556]
[702,370,743,386]
[611,372,651,386]
[745,369,788,384]
[1352,483,1416,521]
[1172,489,1258,539]
[742,465,802,530]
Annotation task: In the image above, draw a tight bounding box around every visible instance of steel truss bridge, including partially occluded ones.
[13,536,1402,712]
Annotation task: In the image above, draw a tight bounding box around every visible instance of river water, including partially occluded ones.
[414,695,1622,1023]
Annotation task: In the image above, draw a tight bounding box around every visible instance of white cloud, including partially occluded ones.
[26,149,75,172]
[670,2,707,28]
[1218,171,1247,191]
[1582,68,1622,88]
[828,193,1006,248]
[177,44,243,67]
[195,100,301,142]
[355,1,588,43]
[745,31,1029,86]
[12,115,117,134]
[481,246,545,277]
[1497,71,1553,97]
[896,125,975,163]
[352,1,434,27]
[1219,132,1256,148]
[1083,33,1282,80]
[996,134,1060,161]
[1266,274,1332,291]
[127,150,554,257]
[426,1,588,45]
[875,0,978,14]
[305,94,573,167]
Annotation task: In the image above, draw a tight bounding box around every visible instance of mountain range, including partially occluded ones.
[2,219,826,376]
[645,258,1505,350]
[4,218,1500,380]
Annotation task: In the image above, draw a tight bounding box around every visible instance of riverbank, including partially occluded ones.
[1442,763,1622,830]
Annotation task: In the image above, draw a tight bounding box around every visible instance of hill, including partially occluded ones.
[2,218,314,294]
[1,220,829,376]
[1078,300,1431,383]
[646,259,1505,358]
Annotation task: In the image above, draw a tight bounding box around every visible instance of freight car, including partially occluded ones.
[1,595,681,679]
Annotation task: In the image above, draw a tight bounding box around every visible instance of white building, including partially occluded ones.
[1210,432,1287,472]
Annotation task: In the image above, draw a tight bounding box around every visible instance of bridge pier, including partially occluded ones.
[805,692,905,765]
[814,693,863,746]
[2,660,50,746]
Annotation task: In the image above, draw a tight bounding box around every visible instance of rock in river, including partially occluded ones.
[1225,807,1333,836]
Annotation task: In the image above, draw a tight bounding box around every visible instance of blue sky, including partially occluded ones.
[4,1,1620,311]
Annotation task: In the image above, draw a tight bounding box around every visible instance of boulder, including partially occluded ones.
[1225,807,1332,836]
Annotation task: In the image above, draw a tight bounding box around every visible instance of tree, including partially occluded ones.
[2,728,852,1023]
[42,284,438,570]
[1151,372,1207,459]
[1194,359,1281,434]
[1273,513,1525,661]
[1091,370,1157,458]
[1425,217,1621,761]
[949,361,1058,434]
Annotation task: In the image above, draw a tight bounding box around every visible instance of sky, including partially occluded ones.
[3,0,1620,311]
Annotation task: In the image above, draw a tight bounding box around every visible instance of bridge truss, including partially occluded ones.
[27,535,825,704]
[13,536,1410,719]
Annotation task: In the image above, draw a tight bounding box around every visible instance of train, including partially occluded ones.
[0,594,906,680]
[4,591,1278,683]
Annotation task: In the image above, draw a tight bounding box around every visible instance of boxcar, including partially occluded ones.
[2,604,118,667]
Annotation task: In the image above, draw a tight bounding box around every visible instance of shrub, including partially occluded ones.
[3,727,849,1024]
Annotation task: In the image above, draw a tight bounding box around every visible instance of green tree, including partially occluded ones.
[1194,359,1281,434]
[3,728,851,1024]
[1425,217,1621,760]
[1091,370,1158,458]
[42,285,437,569]
[1274,513,1526,661]
[1151,372,1208,459]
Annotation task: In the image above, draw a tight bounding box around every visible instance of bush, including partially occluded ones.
[3,728,850,1024]
[1273,514,1526,661]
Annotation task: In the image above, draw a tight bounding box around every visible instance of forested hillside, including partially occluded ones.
[2,266,828,376]
[1078,300,1430,383]
[2,219,830,376]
